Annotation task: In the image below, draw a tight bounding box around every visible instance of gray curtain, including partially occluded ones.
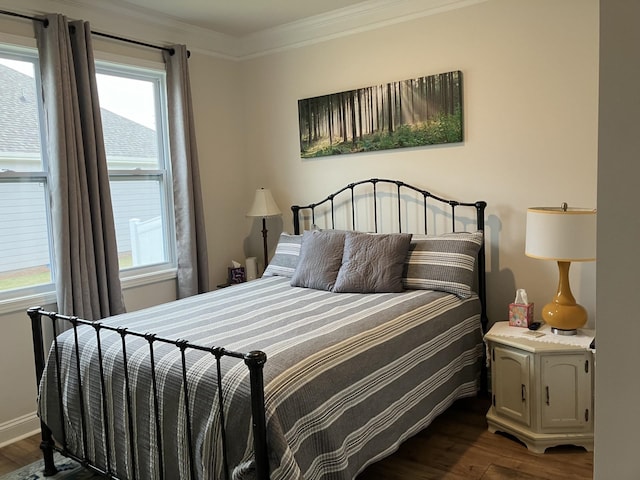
[163,45,209,298]
[35,14,125,319]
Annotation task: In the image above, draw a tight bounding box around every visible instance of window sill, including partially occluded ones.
[0,268,177,316]
[120,267,177,289]
[0,290,57,316]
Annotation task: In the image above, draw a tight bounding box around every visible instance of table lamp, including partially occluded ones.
[247,188,281,269]
[525,203,596,335]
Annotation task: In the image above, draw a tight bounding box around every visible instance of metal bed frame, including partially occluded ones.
[28,178,487,480]
[28,308,270,480]
[291,178,488,332]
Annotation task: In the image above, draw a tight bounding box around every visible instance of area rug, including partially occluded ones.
[0,452,98,479]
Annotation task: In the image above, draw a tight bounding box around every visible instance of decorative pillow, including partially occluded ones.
[333,232,413,293]
[290,230,346,291]
[402,231,483,298]
[262,233,302,278]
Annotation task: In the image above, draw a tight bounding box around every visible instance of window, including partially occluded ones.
[95,63,175,274]
[0,48,53,297]
[0,45,175,302]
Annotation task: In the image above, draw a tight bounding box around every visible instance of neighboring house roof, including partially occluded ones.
[0,64,157,160]
[0,64,41,154]
[101,108,158,159]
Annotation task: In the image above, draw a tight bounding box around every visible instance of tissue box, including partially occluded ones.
[509,303,534,327]
[228,267,246,284]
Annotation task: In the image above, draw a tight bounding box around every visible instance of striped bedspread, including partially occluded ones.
[38,276,483,480]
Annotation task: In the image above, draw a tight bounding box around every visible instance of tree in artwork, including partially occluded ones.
[298,70,463,158]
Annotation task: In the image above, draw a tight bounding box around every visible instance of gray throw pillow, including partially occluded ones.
[333,232,413,293]
[290,230,346,291]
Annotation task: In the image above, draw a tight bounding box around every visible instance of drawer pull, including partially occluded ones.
[546,386,550,405]
[521,384,526,402]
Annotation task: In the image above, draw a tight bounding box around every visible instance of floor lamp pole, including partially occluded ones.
[261,217,269,268]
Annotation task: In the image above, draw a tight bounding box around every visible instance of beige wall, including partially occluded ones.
[0,0,604,467]
[240,0,599,326]
[595,0,640,477]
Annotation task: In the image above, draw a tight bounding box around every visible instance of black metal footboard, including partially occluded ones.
[27,307,270,480]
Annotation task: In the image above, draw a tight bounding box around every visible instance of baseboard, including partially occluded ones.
[0,412,40,448]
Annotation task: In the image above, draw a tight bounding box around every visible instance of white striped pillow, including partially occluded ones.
[262,233,302,278]
[402,231,483,298]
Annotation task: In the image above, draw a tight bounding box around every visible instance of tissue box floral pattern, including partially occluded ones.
[509,303,534,327]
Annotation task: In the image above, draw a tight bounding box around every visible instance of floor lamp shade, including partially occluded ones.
[247,188,282,219]
[247,188,281,269]
[525,205,596,334]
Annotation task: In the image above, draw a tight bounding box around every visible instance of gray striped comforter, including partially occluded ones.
[38,276,483,480]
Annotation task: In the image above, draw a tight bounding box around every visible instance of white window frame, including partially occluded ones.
[0,44,56,311]
[95,60,177,282]
[0,46,177,314]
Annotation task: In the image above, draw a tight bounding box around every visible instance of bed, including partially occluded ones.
[28,178,488,480]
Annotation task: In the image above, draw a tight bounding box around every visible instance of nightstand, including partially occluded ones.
[485,321,595,453]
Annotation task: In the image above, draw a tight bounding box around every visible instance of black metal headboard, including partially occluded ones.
[291,178,488,333]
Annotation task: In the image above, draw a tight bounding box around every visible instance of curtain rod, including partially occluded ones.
[0,9,189,57]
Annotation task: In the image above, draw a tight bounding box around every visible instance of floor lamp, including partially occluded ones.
[247,188,281,270]
[525,203,596,335]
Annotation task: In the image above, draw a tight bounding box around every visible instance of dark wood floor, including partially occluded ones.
[358,396,593,480]
[0,433,43,476]
[0,396,593,479]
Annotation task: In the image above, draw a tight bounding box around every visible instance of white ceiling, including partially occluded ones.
[110,0,370,37]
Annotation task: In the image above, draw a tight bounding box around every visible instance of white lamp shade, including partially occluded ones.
[247,188,281,218]
[525,206,596,261]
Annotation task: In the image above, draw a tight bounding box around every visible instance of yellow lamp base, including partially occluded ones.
[541,301,587,335]
[542,261,588,335]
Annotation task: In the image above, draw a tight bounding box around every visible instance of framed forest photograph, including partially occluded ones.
[298,70,463,158]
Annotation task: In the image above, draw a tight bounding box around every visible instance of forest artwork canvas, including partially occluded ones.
[298,70,463,158]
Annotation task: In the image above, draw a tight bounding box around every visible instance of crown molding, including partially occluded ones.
[237,0,487,59]
[56,0,241,59]
[2,0,486,60]
[4,0,240,59]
